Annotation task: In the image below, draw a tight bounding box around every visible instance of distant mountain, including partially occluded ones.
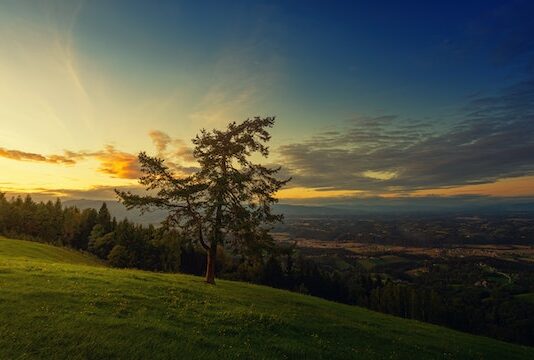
[62,199,168,226]
[63,196,534,225]
[62,199,350,224]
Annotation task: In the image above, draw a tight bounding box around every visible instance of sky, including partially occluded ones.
[1,0,534,205]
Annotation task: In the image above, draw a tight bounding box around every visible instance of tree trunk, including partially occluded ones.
[206,181,224,285]
[206,192,223,284]
[205,244,217,284]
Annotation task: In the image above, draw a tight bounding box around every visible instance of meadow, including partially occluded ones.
[0,237,533,359]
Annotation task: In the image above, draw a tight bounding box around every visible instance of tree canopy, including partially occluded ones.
[116,117,290,283]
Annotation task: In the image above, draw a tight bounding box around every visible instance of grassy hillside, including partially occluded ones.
[0,237,532,359]
[0,237,103,266]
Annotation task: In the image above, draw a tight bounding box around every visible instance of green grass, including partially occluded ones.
[0,237,103,266]
[516,292,534,304]
[0,237,532,359]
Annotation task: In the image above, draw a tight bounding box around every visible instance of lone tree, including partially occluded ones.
[116,117,290,284]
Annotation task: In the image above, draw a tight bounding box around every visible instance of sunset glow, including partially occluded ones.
[1,0,533,205]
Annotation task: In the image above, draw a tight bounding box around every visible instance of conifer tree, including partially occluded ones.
[97,202,112,232]
[116,117,290,283]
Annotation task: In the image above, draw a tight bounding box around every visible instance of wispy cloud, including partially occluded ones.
[188,10,285,126]
[0,0,94,143]
[48,0,92,113]
[278,78,534,195]
[1,184,143,201]
[148,129,197,173]
[0,145,139,179]
[149,130,172,154]
[0,130,199,180]
[0,147,76,164]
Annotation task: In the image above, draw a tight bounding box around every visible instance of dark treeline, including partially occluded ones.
[0,194,182,271]
[1,194,533,345]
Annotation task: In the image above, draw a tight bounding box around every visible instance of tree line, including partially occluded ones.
[0,194,182,271]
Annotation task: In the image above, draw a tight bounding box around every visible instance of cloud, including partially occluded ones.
[0,0,94,135]
[148,129,197,174]
[0,147,76,164]
[171,138,196,163]
[188,15,284,127]
[54,184,143,200]
[90,145,140,179]
[149,130,172,154]
[149,129,195,162]
[2,184,144,201]
[0,145,139,179]
[0,129,199,180]
[278,78,534,194]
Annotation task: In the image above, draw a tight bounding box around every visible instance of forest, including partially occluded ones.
[1,193,533,346]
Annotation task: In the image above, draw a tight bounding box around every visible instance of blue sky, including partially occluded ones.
[0,0,533,201]
[72,1,531,113]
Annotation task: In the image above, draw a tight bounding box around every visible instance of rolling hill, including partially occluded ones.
[0,236,532,359]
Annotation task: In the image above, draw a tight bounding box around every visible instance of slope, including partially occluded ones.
[0,237,532,359]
